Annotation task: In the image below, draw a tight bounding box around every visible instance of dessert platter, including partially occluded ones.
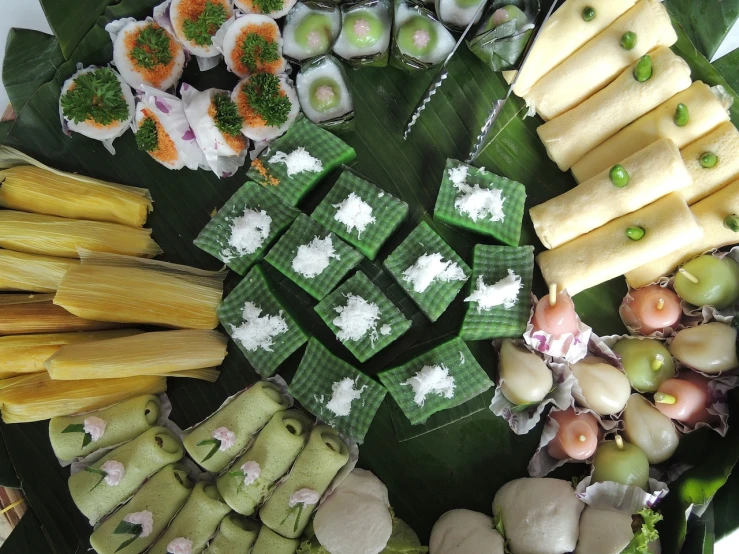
[1,0,739,553]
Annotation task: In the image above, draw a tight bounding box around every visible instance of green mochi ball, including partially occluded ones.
[294,13,333,54]
[344,11,384,48]
[397,16,437,58]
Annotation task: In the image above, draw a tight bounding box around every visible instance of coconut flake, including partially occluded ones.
[231,302,289,352]
[401,364,456,406]
[402,252,467,293]
[123,510,154,538]
[212,426,236,451]
[269,147,323,176]
[333,193,376,237]
[101,460,125,486]
[289,488,321,507]
[240,461,261,486]
[449,164,505,223]
[221,208,271,261]
[464,269,522,312]
[333,294,381,343]
[326,377,367,417]
[380,324,392,336]
[292,236,339,278]
[167,537,193,554]
[83,416,107,442]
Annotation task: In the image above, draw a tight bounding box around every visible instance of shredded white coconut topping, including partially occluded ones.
[449,165,505,223]
[123,511,154,538]
[464,269,522,312]
[292,235,339,278]
[83,416,107,442]
[402,252,467,293]
[401,364,456,406]
[380,324,392,336]
[231,302,288,352]
[221,208,271,261]
[101,460,125,487]
[289,488,321,507]
[269,147,323,176]
[333,294,381,343]
[212,426,236,451]
[167,537,193,554]
[326,377,367,417]
[333,192,376,237]
[240,461,262,486]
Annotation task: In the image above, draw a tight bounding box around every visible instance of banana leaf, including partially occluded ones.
[1,0,739,553]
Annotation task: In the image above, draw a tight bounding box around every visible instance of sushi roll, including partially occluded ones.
[181,83,250,178]
[59,66,135,155]
[436,0,486,31]
[392,2,455,70]
[236,0,297,20]
[333,0,392,68]
[133,87,207,170]
[217,13,287,77]
[296,55,354,128]
[106,17,186,91]
[282,1,341,63]
[232,73,300,141]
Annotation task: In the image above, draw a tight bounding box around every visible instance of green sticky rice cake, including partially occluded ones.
[202,514,260,554]
[251,526,299,554]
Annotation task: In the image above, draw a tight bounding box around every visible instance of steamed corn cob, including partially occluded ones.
[0,211,162,259]
[0,146,152,227]
[0,249,79,292]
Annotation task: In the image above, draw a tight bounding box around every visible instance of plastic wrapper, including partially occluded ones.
[390,2,454,72]
[576,474,669,514]
[334,0,393,68]
[296,55,355,132]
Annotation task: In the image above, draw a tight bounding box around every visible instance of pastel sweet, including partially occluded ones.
[251,526,299,554]
[623,394,679,464]
[202,514,259,554]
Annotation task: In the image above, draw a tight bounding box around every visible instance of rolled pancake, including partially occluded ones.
[507,0,637,97]
[50,394,160,461]
[537,193,702,296]
[202,514,259,554]
[679,122,739,204]
[90,464,193,554]
[251,526,298,554]
[626,179,739,287]
[183,381,289,473]
[531,139,692,249]
[537,47,691,171]
[148,482,232,554]
[217,409,312,516]
[571,81,731,182]
[69,426,184,524]
[524,0,677,121]
[259,425,349,539]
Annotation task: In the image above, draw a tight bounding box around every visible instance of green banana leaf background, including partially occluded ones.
[1,1,739,552]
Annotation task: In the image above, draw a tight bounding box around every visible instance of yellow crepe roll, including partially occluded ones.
[507,0,637,97]
[626,179,739,287]
[679,122,739,204]
[537,193,702,296]
[531,139,691,249]
[537,47,691,171]
[571,82,731,183]
[524,0,677,121]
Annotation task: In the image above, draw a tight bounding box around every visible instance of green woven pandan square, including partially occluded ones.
[383,221,471,322]
[194,181,300,275]
[314,271,412,362]
[460,245,535,341]
[378,337,493,425]
[246,118,357,206]
[265,214,363,301]
[289,338,387,443]
[217,265,308,377]
[434,158,526,246]
[311,169,409,260]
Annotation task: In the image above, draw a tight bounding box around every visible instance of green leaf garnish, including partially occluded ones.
[61,423,93,448]
[240,33,279,73]
[493,508,505,538]
[229,470,248,493]
[131,25,173,69]
[135,117,159,152]
[243,73,291,127]
[278,502,306,533]
[84,466,108,491]
[60,68,130,126]
[212,93,244,137]
[196,438,222,463]
[621,508,662,554]
[112,520,143,552]
[251,0,285,15]
[182,0,227,47]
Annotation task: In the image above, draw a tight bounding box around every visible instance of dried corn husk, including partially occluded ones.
[0,146,152,227]
[0,249,79,292]
[0,372,167,423]
[0,294,126,336]
[0,329,142,379]
[0,210,162,259]
[54,250,225,329]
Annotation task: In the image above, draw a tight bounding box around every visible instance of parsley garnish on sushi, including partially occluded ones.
[251,0,285,15]
[131,25,173,69]
[135,117,159,152]
[243,72,292,127]
[60,68,131,125]
[213,93,245,137]
[182,0,228,46]
[240,33,280,74]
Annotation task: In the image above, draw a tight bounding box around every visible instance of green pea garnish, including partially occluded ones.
[626,226,645,241]
[633,55,652,82]
[699,152,718,168]
[724,215,739,232]
[673,103,689,127]
[620,31,636,50]
[609,164,630,188]
[582,6,596,21]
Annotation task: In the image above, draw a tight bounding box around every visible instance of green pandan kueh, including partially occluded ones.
[148,482,231,554]
[217,409,312,516]
[89,464,193,554]
[68,426,184,524]
[259,425,349,539]
[183,380,289,473]
[203,514,260,554]
[49,394,160,461]
[252,526,299,554]
[311,168,408,260]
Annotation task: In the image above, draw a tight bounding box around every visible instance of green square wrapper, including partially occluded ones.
[314,270,413,362]
[311,169,409,260]
[383,221,471,322]
[460,245,535,341]
[289,338,387,443]
[434,158,526,246]
[265,214,363,301]
[217,265,308,377]
[378,337,493,425]
[194,181,300,275]
[246,118,357,206]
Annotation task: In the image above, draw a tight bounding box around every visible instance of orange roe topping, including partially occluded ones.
[141,108,179,164]
[67,83,123,129]
[235,81,287,129]
[175,0,230,39]
[251,159,280,186]
[208,102,247,153]
[124,24,181,88]
[232,24,282,75]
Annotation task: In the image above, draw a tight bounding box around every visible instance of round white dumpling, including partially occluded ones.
[429,509,505,554]
[296,56,353,125]
[219,14,286,78]
[575,507,633,554]
[170,0,233,57]
[232,73,299,141]
[333,4,392,61]
[235,0,297,19]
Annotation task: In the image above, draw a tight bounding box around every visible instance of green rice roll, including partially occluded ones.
[251,526,299,554]
[202,514,260,554]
